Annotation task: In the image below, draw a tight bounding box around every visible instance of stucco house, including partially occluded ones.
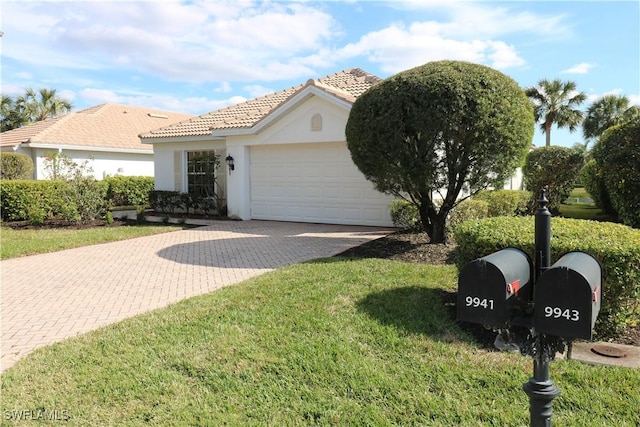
[141,68,525,227]
[0,103,193,180]
[141,69,398,227]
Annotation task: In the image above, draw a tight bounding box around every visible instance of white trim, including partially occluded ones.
[211,86,352,138]
[141,135,225,145]
[23,142,151,154]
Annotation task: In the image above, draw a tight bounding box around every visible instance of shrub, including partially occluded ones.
[149,190,225,216]
[593,118,640,228]
[474,190,529,217]
[448,199,488,230]
[136,205,146,224]
[104,176,154,207]
[523,146,584,214]
[453,216,640,338]
[67,178,107,223]
[149,191,182,214]
[389,199,420,230]
[580,159,616,215]
[104,211,114,225]
[0,152,34,180]
[0,180,75,221]
[345,60,533,243]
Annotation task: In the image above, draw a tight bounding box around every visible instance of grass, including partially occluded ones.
[1,258,638,426]
[559,187,616,222]
[0,223,190,259]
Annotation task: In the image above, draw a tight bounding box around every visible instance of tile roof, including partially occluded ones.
[141,68,381,140]
[0,103,194,151]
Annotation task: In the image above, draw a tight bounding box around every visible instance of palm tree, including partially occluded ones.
[0,94,27,131]
[16,88,72,122]
[525,79,587,146]
[582,94,633,142]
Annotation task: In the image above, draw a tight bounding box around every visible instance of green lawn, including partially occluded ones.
[559,187,616,222]
[0,223,190,259]
[1,259,638,426]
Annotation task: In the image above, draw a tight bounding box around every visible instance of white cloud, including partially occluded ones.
[215,82,233,94]
[2,1,339,83]
[243,85,276,98]
[77,87,240,114]
[561,62,596,74]
[336,22,526,73]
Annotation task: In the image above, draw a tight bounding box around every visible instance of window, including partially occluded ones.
[187,151,219,198]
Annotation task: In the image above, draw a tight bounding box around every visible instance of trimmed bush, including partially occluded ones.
[149,190,225,216]
[0,180,76,222]
[389,199,420,230]
[0,179,106,223]
[448,199,488,230]
[0,152,34,180]
[580,159,616,215]
[453,216,640,338]
[104,176,154,207]
[474,190,529,217]
[523,146,584,214]
[593,118,640,228]
[149,191,183,214]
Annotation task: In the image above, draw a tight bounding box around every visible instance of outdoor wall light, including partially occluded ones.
[225,155,235,173]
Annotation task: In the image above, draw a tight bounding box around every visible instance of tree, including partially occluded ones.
[17,88,72,122]
[0,88,72,131]
[1,95,26,131]
[525,79,587,146]
[582,94,634,142]
[345,60,534,243]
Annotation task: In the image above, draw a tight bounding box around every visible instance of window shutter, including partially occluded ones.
[174,151,183,192]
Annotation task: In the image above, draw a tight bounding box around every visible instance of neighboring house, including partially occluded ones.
[0,103,193,180]
[141,68,525,228]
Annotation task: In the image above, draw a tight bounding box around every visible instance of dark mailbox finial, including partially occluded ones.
[538,188,549,210]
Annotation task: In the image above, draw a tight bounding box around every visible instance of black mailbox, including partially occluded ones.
[457,248,532,328]
[534,251,602,340]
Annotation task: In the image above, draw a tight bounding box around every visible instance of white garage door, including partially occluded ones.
[250,143,394,226]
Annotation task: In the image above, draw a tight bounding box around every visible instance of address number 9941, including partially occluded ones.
[465,296,494,310]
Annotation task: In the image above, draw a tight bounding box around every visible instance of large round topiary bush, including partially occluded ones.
[345,60,533,243]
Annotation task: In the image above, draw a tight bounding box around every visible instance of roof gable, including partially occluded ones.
[141,68,381,140]
[1,103,193,151]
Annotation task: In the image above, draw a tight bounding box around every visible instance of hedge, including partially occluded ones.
[0,176,157,223]
[453,216,640,339]
[0,180,77,222]
[473,190,529,217]
[104,176,154,207]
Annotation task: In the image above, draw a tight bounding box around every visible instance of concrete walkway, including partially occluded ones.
[1,220,393,373]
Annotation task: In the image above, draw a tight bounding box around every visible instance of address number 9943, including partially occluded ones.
[544,306,580,321]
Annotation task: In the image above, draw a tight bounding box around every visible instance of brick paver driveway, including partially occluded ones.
[1,220,393,373]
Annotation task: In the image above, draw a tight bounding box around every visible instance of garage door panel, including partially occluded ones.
[250,143,394,226]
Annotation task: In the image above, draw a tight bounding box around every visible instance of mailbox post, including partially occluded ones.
[456,189,602,427]
[522,190,560,427]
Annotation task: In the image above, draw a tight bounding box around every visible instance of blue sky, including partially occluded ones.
[1,0,638,148]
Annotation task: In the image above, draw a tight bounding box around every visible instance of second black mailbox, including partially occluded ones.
[534,251,602,340]
[457,248,532,328]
